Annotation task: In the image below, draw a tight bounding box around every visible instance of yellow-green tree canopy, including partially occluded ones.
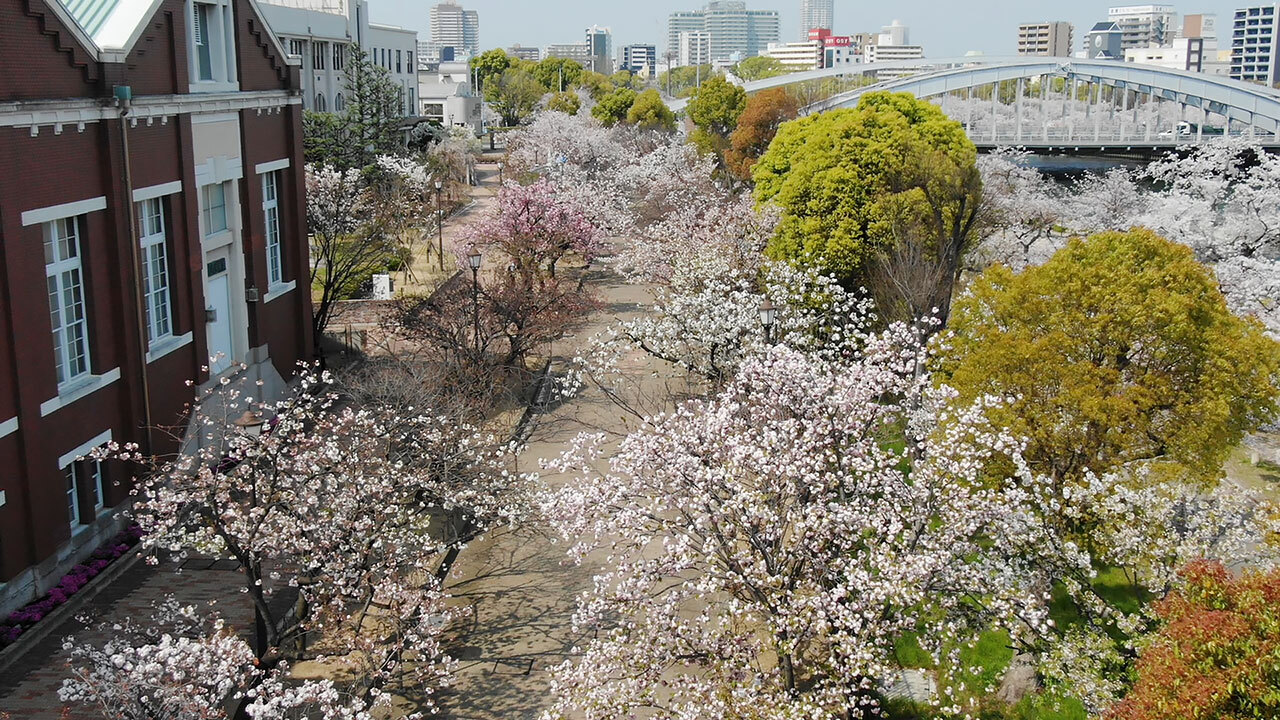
[938,229,1280,487]
[591,87,637,127]
[547,91,581,116]
[626,89,677,132]
[753,92,980,285]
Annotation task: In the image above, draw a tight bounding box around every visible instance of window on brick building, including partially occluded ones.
[137,199,173,344]
[64,460,104,528]
[189,0,237,90]
[44,217,91,387]
[262,172,284,287]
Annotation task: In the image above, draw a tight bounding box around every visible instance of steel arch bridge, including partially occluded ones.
[669,57,1280,149]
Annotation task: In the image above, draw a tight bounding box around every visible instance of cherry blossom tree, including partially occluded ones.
[60,598,378,720]
[460,177,603,278]
[541,339,1054,719]
[86,368,522,713]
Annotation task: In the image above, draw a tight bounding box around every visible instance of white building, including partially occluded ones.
[678,31,712,67]
[800,0,834,36]
[258,0,416,115]
[508,44,542,62]
[1125,36,1205,71]
[418,61,482,134]
[1108,5,1178,49]
[666,1,780,64]
[1230,4,1280,85]
[369,23,419,116]
[429,1,480,59]
[765,40,822,69]
[1018,21,1074,56]
[863,20,922,76]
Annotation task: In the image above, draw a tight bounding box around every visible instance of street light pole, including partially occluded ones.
[434,180,444,271]
[468,250,483,356]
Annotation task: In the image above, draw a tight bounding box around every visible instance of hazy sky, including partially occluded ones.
[367,1,1245,58]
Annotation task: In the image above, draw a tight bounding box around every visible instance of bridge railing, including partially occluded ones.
[971,127,1274,146]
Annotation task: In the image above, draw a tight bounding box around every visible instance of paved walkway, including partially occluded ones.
[0,556,269,718]
[435,263,667,719]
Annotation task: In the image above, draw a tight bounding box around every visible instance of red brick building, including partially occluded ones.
[0,0,312,614]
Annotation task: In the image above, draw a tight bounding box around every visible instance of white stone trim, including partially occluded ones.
[0,416,17,439]
[146,332,194,363]
[40,368,122,417]
[21,196,107,226]
[195,156,244,186]
[58,429,113,469]
[254,158,290,174]
[0,91,300,135]
[263,280,296,303]
[132,180,183,202]
[192,111,240,125]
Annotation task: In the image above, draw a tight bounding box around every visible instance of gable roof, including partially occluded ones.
[50,0,298,68]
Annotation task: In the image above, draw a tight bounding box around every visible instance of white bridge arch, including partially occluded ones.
[669,57,1280,148]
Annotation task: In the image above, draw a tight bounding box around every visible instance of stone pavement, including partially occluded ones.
[435,263,668,719]
[0,556,268,718]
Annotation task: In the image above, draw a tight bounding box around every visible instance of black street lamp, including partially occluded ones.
[434,179,444,271]
[759,298,777,346]
[468,249,483,355]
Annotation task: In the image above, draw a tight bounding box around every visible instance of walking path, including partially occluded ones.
[436,263,666,719]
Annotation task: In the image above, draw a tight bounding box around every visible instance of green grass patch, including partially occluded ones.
[894,633,934,669]
[1049,566,1148,631]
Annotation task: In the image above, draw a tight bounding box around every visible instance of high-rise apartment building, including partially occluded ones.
[679,31,713,66]
[800,0,834,36]
[1017,21,1074,56]
[586,25,614,75]
[667,1,780,65]
[1108,5,1178,49]
[430,1,480,59]
[508,44,542,62]
[1230,4,1280,85]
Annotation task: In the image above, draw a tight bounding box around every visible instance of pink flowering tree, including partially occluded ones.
[460,177,603,279]
[59,598,378,720]
[541,335,1057,719]
[72,369,523,715]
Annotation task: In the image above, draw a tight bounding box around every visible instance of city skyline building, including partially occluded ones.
[621,44,659,76]
[667,1,780,64]
[1083,20,1125,58]
[1017,20,1074,56]
[1230,3,1280,85]
[429,1,480,59]
[1108,4,1178,49]
[800,0,833,36]
[586,24,614,74]
[678,30,713,66]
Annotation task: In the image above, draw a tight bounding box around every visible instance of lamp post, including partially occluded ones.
[468,250,482,356]
[233,409,265,438]
[759,298,777,346]
[434,180,444,271]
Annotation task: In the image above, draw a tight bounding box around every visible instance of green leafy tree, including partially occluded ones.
[686,75,747,137]
[657,65,713,98]
[547,91,581,115]
[590,87,637,127]
[302,44,406,170]
[753,92,980,297]
[575,70,613,100]
[532,57,584,92]
[939,228,1280,491]
[470,48,512,95]
[734,56,790,81]
[485,68,545,127]
[626,89,676,132]
[611,69,643,90]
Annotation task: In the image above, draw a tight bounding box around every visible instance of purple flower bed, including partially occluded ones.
[0,523,144,650]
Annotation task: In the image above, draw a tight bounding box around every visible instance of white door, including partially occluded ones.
[205,253,234,375]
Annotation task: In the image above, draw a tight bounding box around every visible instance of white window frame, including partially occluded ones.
[138,198,174,345]
[45,217,92,389]
[202,182,229,237]
[188,0,239,93]
[62,428,108,528]
[262,171,284,288]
